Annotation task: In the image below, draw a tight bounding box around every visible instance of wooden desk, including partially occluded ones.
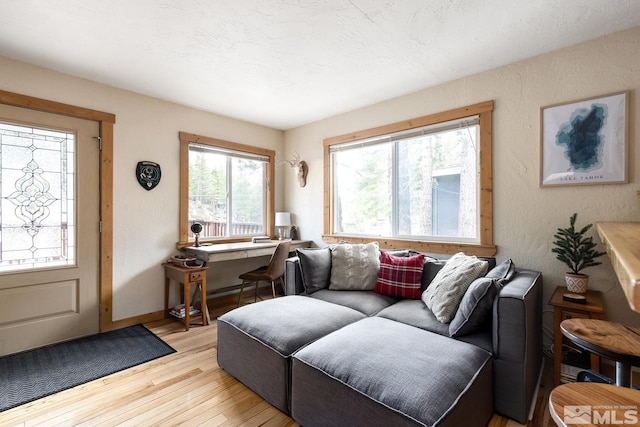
[549,383,640,426]
[184,239,312,263]
[596,222,640,313]
[549,286,605,386]
[163,263,209,331]
[561,318,640,387]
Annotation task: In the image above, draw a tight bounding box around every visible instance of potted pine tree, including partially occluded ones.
[552,213,606,293]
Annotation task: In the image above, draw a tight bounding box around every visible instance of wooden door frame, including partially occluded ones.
[0,89,118,332]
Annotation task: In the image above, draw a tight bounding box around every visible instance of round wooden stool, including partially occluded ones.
[549,382,640,426]
[561,318,640,387]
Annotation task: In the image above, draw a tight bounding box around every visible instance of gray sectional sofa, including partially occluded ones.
[217,248,543,426]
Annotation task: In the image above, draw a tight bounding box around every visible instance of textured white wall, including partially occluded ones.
[284,26,640,340]
[0,56,285,321]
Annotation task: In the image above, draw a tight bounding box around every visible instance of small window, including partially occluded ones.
[324,102,495,256]
[179,132,275,246]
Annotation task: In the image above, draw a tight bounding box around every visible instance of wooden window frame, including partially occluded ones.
[178,131,275,248]
[323,101,496,256]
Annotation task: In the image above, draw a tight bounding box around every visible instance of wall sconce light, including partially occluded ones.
[275,212,291,240]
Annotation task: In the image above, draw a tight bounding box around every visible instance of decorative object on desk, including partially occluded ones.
[540,91,628,187]
[290,225,298,240]
[185,260,204,268]
[170,254,201,267]
[191,222,203,247]
[252,236,272,243]
[275,212,291,240]
[136,161,161,190]
[279,151,308,187]
[552,213,606,293]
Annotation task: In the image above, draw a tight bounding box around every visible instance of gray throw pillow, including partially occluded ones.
[485,258,516,286]
[297,247,332,294]
[478,257,497,271]
[421,252,489,323]
[421,256,446,290]
[449,277,498,337]
[329,242,380,291]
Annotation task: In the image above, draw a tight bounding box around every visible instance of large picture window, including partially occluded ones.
[179,132,275,246]
[324,102,495,256]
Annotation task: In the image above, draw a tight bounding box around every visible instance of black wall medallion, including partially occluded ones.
[136,161,161,190]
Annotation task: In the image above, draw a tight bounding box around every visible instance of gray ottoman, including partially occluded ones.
[217,295,366,413]
[291,317,493,427]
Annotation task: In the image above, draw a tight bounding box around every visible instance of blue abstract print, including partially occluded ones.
[555,103,607,172]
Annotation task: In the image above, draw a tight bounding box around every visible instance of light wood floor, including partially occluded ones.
[0,291,557,426]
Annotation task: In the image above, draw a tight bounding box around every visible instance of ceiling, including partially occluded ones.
[1,1,639,130]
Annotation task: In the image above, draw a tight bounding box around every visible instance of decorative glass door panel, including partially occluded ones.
[0,123,76,271]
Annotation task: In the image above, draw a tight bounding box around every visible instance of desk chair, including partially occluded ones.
[237,240,291,306]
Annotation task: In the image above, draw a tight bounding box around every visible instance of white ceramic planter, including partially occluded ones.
[565,273,589,294]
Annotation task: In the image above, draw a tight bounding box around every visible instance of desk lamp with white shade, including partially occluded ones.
[275,212,291,240]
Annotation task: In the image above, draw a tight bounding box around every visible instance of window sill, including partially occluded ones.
[322,234,497,257]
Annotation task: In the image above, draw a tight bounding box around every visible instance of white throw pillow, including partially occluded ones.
[421,252,489,323]
[329,242,380,291]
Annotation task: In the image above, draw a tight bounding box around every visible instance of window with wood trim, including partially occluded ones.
[323,101,495,256]
[178,132,275,247]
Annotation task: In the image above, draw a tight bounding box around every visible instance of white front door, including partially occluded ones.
[0,104,100,356]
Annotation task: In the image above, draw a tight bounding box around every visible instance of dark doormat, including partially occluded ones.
[0,324,176,412]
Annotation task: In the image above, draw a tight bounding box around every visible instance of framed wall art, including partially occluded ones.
[540,91,628,187]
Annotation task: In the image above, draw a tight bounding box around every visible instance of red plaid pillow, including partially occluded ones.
[375,251,425,299]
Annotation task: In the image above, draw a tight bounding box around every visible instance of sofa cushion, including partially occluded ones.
[421,252,489,323]
[329,242,380,291]
[449,277,498,337]
[218,296,365,356]
[376,299,450,336]
[296,247,332,294]
[217,296,366,414]
[485,258,516,286]
[310,289,397,316]
[291,317,493,427]
[374,251,425,299]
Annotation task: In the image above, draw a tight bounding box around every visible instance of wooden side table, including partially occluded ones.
[549,382,640,426]
[163,262,209,331]
[549,286,605,386]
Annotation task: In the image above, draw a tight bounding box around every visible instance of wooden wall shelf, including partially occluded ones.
[596,222,640,313]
